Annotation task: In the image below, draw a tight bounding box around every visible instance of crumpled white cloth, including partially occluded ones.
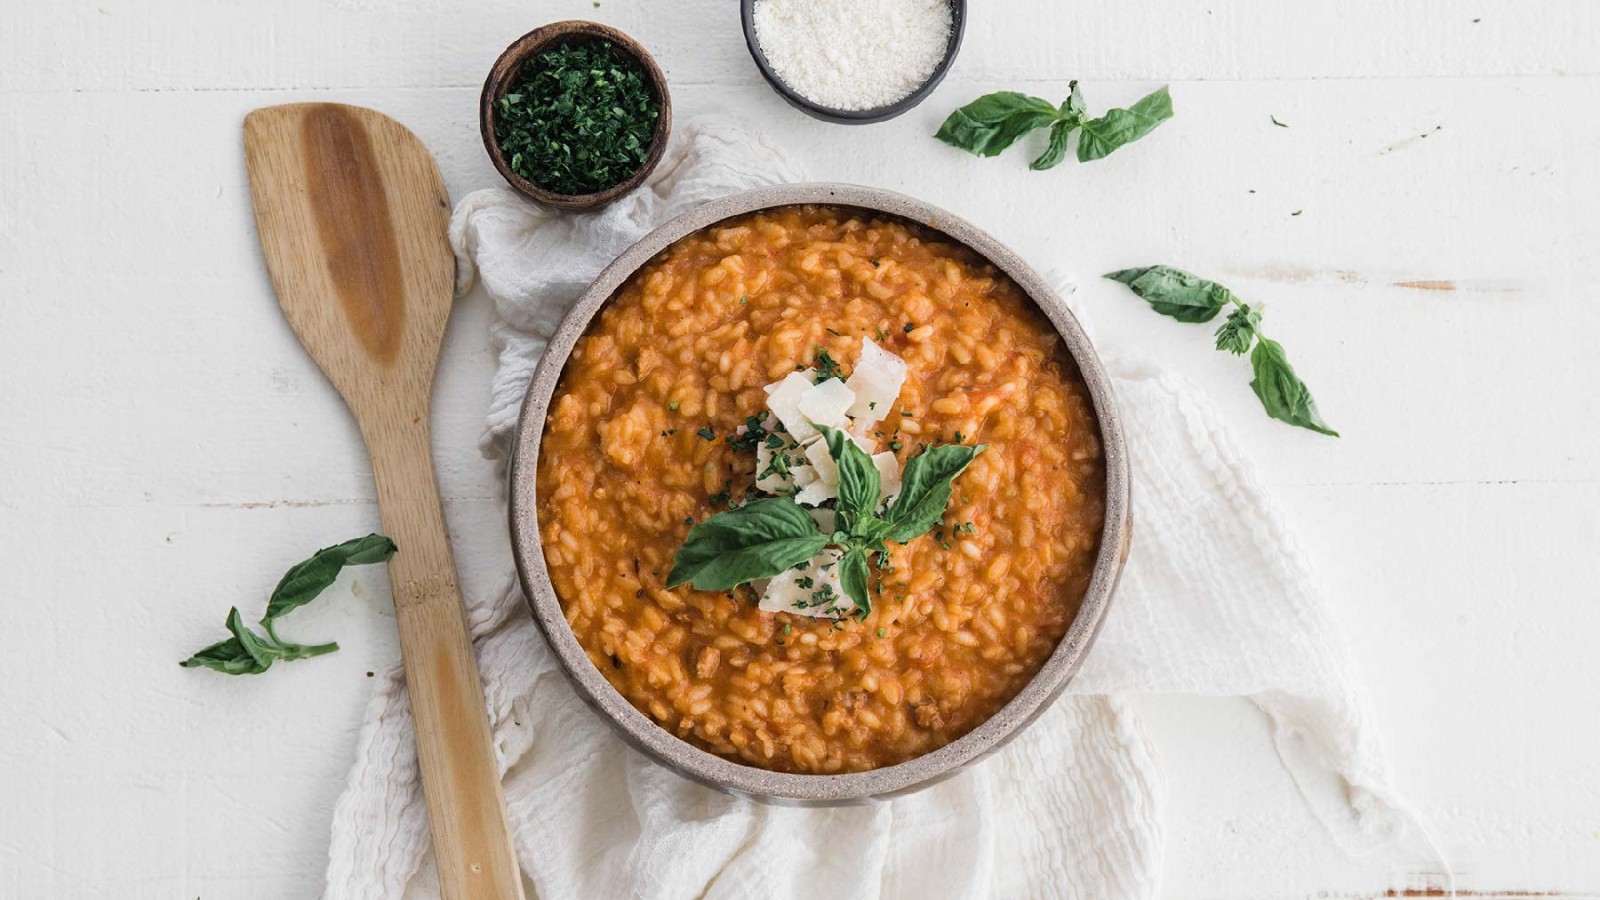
[324,117,1439,900]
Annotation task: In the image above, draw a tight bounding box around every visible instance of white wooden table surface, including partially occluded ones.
[4,1,1598,897]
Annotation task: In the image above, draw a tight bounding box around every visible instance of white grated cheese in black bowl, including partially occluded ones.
[752,0,953,112]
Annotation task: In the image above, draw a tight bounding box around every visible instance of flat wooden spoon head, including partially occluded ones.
[244,103,453,416]
[244,103,525,900]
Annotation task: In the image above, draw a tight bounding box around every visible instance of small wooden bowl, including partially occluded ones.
[479,21,672,211]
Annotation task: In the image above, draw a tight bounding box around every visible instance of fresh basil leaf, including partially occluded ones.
[1104,265,1235,323]
[817,425,881,528]
[182,533,395,676]
[884,444,986,543]
[1214,303,1262,355]
[667,499,828,592]
[1250,337,1339,436]
[1029,119,1076,171]
[1077,86,1173,162]
[935,92,1063,158]
[180,635,269,675]
[839,548,872,617]
[181,608,281,675]
[226,607,280,670]
[263,534,397,622]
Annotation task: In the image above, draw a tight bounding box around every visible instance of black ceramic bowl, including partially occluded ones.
[740,0,966,125]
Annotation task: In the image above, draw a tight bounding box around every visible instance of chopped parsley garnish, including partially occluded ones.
[492,40,661,196]
[903,323,915,333]
[667,401,679,411]
[813,347,844,381]
[725,415,771,452]
[696,426,716,441]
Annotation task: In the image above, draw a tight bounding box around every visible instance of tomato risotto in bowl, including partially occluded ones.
[510,184,1129,804]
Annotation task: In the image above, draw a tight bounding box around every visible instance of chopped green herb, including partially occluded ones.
[739,295,749,305]
[668,401,679,411]
[696,426,716,441]
[1270,115,1289,128]
[877,628,887,638]
[726,415,772,452]
[813,347,844,381]
[493,40,661,196]
[826,328,843,337]
[903,323,915,333]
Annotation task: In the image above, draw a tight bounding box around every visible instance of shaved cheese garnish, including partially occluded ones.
[796,378,855,430]
[809,508,837,534]
[872,451,901,504]
[765,371,821,443]
[794,480,834,507]
[845,338,908,427]
[759,548,853,618]
[804,439,838,486]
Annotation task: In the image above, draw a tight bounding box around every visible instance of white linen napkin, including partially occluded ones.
[323,117,1440,900]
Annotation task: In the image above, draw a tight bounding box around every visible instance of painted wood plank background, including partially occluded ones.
[2,0,1597,896]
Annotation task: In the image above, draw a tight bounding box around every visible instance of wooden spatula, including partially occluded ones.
[244,103,525,900]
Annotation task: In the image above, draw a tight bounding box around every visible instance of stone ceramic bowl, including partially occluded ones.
[508,183,1131,805]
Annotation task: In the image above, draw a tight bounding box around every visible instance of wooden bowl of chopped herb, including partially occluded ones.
[480,21,671,211]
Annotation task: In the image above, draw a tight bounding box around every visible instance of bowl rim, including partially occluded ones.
[738,0,967,124]
[508,183,1131,805]
[479,20,673,211]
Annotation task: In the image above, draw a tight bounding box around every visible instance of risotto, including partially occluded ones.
[536,205,1104,773]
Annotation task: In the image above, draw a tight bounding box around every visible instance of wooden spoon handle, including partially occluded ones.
[365,417,525,900]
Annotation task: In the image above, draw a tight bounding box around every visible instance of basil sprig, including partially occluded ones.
[665,499,828,592]
[1105,266,1338,436]
[669,426,986,615]
[935,83,1172,171]
[181,534,398,675]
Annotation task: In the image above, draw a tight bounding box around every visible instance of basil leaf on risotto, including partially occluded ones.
[883,443,987,544]
[668,499,829,592]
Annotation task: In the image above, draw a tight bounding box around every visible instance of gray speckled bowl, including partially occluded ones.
[508,184,1131,805]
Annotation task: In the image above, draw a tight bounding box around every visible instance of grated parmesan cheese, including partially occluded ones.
[752,0,953,112]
